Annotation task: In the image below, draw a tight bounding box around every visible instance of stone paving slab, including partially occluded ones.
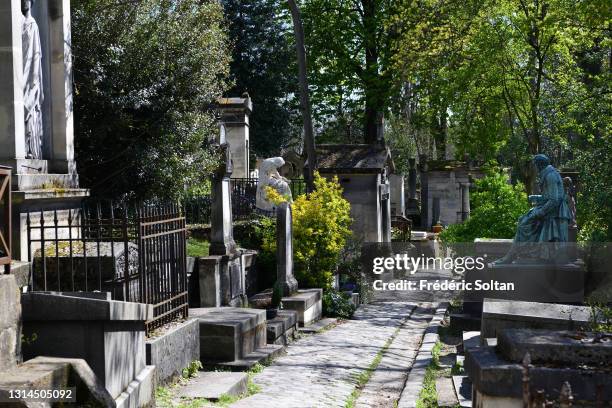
[354,305,435,408]
[230,302,417,408]
[177,372,247,400]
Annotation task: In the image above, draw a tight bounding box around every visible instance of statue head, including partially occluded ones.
[21,0,34,15]
[532,154,550,173]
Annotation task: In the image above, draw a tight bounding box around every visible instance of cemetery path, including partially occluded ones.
[230,301,439,408]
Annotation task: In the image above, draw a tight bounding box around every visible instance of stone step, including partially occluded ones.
[282,289,323,327]
[452,375,472,407]
[266,310,298,345]
[297,317,338,334]
[177,372,248,401]
[190,307,282,367]
[217,344,285,371]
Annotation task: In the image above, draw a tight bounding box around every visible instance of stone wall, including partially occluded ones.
[0,275,21,372]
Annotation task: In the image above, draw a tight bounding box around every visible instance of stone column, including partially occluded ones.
[408,158,417,200]
[218,95,252,179]
[276,202,297,296]
[460,182,470,221]
[389,174,405,217]
[208,125,236,256]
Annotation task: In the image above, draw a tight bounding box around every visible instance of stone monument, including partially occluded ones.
[494,154,572,264]
[197,125,247,308]
[256,157,293,212]
[217,94,252,179]
[1,0,88,261]
[276,202,298,296]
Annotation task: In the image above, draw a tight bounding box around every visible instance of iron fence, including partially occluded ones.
[26,200,188,334]
[0,166,11,274]
[185,177,307,225]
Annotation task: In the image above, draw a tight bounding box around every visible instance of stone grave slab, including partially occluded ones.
[177,372,248,401]
[282,288,323,327]
[465,344,612,405]
[20,292,154,403]
[0,356,115,407]
[497,329,612,367]
[481,298,591,339]
[191,307,284,370]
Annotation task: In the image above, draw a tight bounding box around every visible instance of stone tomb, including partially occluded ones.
[466,329,612,407]
[20,292,155,407]
[0,0,89,261]
[191,307,283,370]
[480,298,592,340]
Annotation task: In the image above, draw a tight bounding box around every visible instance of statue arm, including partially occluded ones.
[532,175,563,217]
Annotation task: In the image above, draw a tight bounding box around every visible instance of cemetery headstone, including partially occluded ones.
[276,202,298,296]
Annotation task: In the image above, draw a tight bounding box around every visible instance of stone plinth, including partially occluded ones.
[473,238,513,259]
[497,329,612,367]
[146,318,200,386]
[217,96,252,179]
[197,253,245,307]
[191,307,283,370]
[21,292,154,404]
[282,289,323,327]
[0,356,115,407]
[0,275,21,372]
[480,298,592,340]
[465,338,612,406]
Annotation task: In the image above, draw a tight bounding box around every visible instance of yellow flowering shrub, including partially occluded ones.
[264,185,287,206]
[260,172,352,289]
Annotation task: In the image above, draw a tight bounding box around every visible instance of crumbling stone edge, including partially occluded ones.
[397,302,449,408]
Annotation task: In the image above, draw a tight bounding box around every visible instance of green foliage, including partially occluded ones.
[72,0,230,200]
[322,289,356,319]
[221,1,300,157]
[439,172,529,243]
[260,173,352,290]
[302,0,400,142]
[181,360,203,379]
[291,173,353,289]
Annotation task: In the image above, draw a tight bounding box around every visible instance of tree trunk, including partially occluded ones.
[287,0,316,192]
[362,0,380,144]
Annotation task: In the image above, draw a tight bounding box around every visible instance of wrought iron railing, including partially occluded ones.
[0,166,11,274]
[185,178,307,225]
[26,200,188,334]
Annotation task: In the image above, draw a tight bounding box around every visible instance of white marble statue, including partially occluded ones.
[256,157,293,212]
[22,0,44,159]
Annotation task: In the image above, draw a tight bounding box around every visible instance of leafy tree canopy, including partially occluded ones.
[73,0,231,200]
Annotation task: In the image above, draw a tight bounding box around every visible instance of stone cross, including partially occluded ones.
[208,124,237,256]
[276,202,297,296]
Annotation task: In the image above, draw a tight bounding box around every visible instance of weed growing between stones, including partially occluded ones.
[344,324,401,408]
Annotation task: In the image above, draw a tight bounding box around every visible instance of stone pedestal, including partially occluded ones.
[466,329,612,407]
[197,253,246,307]
[218,96,252,179]
[282,288,323,327]
[21,292,155,405]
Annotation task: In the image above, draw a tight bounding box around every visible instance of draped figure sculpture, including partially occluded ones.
[22,0,44,159]
[494,154,572,264]
[256,157,293,212]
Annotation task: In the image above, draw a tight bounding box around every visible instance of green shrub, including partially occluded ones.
[261,173,352,290]
[440,172,529,243]
[323,289,356,319]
